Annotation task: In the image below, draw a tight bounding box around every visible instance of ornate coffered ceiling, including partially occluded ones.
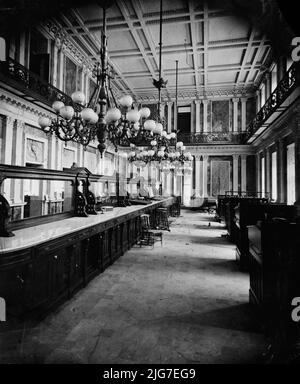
[51,0,273,102]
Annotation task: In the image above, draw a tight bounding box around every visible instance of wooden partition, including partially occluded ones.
[234,202,297,270]
[248,219,300,361]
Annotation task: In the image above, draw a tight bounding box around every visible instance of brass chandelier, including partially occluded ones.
[38,5,175,156]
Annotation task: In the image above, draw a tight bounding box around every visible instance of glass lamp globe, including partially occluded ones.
[119,95,133,108]
[155,123,163,135]
[176,141,183,149]
[81,108,95,122]
[139,107,151,119]
[89,112,99,124]
[144,120,156,131]
[150,140,157,147]
[52,101,65,113]
[126,109,141,123]
[133,122,140,131]
[38,116,51,128]
[106,108,121,123]
[60,106,75,120]
[71,91,86,105]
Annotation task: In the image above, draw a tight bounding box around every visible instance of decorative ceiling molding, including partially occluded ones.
[40,0,276,102]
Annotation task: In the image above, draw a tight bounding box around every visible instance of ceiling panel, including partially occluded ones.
[57,0,272,101]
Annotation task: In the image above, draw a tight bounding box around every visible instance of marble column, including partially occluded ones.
[85,72,89,97]
[18,32,26,66]
[13,120,24,204]
[190,102,195,134]
[183,172,192,206]
[161,102,166,122]
[256,153,261,193]
[80,66,86,93]
[241,155,247,192]
[265,71,271,99]
[232,98,239,132]
[202,100,208,133]
[2,117,14,200]
[233,154,239,193]
[194,156,201,196]
[58,49,64,91]
[57,139,63,170]
[241,98,247,132]
[265,148,271,197]
[202,155,208,197]
[256,90,261,112]
[167,102,173,133]
[52,45,59,88]
[195,100,201,133]
[170,170,175,196]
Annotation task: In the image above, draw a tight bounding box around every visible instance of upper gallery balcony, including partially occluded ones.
[177,132,247,145]
[0,57,73,112]
[246,62,300,143]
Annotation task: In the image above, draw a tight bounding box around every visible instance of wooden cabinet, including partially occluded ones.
[68,243,84,296]
[0,250,33,317]
[1,197,177,321]
[83,236,101,284]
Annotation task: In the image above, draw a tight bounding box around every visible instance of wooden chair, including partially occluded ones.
[155,207,170,231]
[138,214,163,247]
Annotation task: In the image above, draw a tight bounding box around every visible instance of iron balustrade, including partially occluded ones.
[0,57,77,110]
[246,62,300,140]
[177,132,247,145]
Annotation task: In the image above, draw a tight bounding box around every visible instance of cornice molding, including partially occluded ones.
[187,144,255,155]
[0,93,54,120]
[0,94,54,118]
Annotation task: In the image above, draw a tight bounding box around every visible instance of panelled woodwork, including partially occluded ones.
[0,197,177,321]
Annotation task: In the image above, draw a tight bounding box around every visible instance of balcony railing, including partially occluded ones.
[0,57,75,110]
[177,132,247,145]
[246,62,300,140]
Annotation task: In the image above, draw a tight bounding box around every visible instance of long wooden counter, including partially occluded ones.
[0,197,176,321]
[0,198,174,254]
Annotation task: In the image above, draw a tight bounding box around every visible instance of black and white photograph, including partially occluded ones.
[0,0,300,368]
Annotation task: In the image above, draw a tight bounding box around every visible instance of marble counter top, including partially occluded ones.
[0,198,174,255]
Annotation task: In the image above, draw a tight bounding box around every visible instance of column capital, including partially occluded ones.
[194,99,201,105]
[232,97,240,103]
[202,154,209,161]
[194,155,201,161]
[202,99,209,105]
[232,154,240,161]
[167,101,173,107]
[15,119,24,129]
[6,116,14,126]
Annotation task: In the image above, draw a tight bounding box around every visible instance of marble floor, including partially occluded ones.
[0,210,267,364]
